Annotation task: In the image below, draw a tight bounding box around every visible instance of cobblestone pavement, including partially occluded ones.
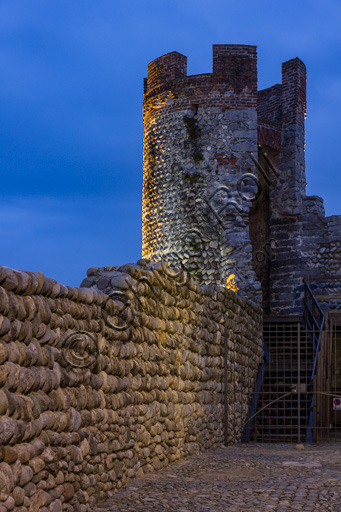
[93,443,341,512]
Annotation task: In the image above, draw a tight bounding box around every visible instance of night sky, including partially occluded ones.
[1,0,340,286]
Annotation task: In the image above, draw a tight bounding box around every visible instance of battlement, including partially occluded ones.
[143,47,306,131]
[143,45,258,121]
[145,45,257,92]
[146,51,187,91]
[257,58,307,151]
[282,57,307,127]
[212,44,257,93]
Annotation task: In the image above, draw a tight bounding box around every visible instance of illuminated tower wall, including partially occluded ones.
[142,45,341,314]
[142,45,262,301]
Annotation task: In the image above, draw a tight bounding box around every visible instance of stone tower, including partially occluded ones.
[142,44,341,314]
[142,45,261,301]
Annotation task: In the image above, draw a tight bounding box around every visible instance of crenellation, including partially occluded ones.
[281,57,307,127]
[146,51,187,91]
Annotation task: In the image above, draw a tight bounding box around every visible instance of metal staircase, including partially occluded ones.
[243,278,328,443]
[249,318,314,442]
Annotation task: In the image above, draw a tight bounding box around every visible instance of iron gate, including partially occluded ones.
[246,318,341,443]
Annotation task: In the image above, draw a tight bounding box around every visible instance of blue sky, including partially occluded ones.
[1,0,340,286]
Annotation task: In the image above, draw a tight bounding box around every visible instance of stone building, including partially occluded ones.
[142,45,341,442]
[142,44,341,316]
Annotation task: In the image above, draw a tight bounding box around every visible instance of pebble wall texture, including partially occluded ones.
[269,195,341,315]
[0,260,263,512]
[142,45,262,302]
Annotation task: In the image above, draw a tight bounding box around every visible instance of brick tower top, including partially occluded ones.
[143,45,258,123]
[257,56,306,151]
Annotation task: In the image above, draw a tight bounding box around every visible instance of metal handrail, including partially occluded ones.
[303,277,325,444]
[242,340,271,442]
[303,278,325,322]
[303,278,325,380]
[303,299,321,331]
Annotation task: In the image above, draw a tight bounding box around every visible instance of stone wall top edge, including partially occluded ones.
[86,260,263,317]
[0,260,262,318]
[144,73,257,105]
[305,195,324,202]
[147,51,187,73]
[187,73,213,80]
[304,196,325,214]
[326,214,341,221]
[0,264,107,304]
[201,284,263,316]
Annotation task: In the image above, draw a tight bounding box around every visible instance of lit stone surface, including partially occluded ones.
[142,46,262,302]
[0,262,262,511]
[142,108,260,299]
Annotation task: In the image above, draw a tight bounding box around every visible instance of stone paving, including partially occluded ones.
[93,443,341,512]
